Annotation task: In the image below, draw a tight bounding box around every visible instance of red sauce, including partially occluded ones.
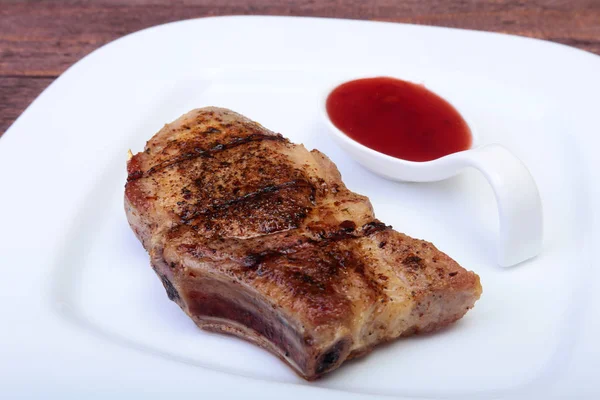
[326,77,472,162]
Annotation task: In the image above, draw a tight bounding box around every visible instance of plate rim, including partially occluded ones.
[1,15,599,400]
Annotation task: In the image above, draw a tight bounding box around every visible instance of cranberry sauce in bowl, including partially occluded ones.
[325,77,472,162]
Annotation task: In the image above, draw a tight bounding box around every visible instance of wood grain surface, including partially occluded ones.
[1,0,599,136]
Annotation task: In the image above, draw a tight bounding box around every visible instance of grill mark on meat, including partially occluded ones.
[241,241,385,325]
[243,250,284,270]
[248,249,354,325]
[202,127,221,134]
[241,220,391,269]
[127,133,287,181]
[179,179,316,223]
[307,220,389,241]
[403,254,424,270]
[363,220,390,235]
[332,247,386,302]
[184,189,315,237]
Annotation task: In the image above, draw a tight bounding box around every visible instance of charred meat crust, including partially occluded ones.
[124,107,482,380]
[128,133,287,181]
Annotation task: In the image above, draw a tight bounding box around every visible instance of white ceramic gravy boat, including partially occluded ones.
[322,78,543,267]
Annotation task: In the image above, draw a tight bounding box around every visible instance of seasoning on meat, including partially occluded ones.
[124,107,482,380]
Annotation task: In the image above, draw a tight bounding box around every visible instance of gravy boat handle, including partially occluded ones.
[452,144,543,266]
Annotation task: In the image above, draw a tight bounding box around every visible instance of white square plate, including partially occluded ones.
[1,16,599,399]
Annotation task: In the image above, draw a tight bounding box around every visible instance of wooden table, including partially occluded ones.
[2,0,599,136]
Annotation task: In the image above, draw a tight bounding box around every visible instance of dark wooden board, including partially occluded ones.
[2,0,599,136]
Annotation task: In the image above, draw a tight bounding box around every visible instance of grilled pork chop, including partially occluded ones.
[125,107,482,380]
